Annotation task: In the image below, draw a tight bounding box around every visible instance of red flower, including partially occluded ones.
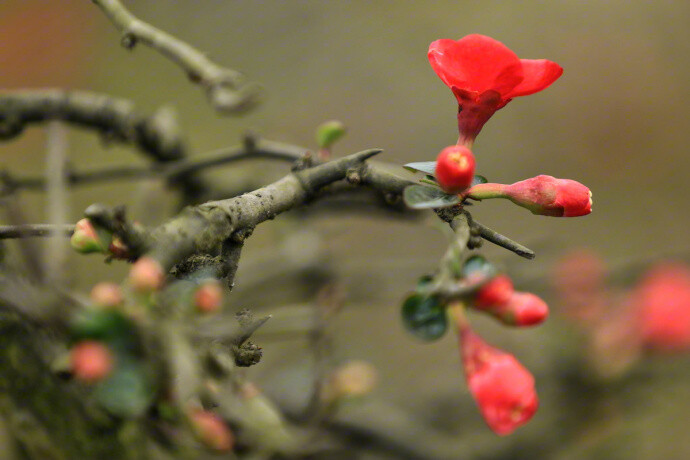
[189,409,235,451]
[435,145,476,194]
[428,35,562,145]
[468,175,592,217]
[460,329,538,435]
[635,262,690,352]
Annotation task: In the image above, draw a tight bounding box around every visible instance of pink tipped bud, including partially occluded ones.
[129,257,164,292]
[71,340,114,383]
[90,282,123,308]
[70,218,109,254]
[435,145,476,194]
[498,292,549,326]
[504,175,592,217]
[460,329,538,435]
[108,236,130,260]
[194,281,223,314]
[189,409,234,452]
[475,275,514,309]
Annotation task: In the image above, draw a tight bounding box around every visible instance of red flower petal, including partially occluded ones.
[506,59,563,98]
[428,35,523,96]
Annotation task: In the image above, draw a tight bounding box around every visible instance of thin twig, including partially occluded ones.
[472,220,536,260]
[0,225,74,239]
[92,0,259,113]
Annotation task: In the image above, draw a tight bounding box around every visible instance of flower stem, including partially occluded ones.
[466,183,508,200]
[447,301,469,332]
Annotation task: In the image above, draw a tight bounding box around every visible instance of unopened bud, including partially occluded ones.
[496,292,549,326]
[475,275,514,309]
[129,257,164,292]
[194,281,223,314]
[90,282,123,308]
[70,219,110,254]
[71,340,114,383]
[435,145,476,194]
[189,409,234,452]
[316,120,347,149]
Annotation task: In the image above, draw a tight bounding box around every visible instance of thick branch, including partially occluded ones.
[92,0,259,113]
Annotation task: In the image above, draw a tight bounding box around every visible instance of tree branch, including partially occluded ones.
[92,0,259,114]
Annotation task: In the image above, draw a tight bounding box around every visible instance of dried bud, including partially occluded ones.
[189,409,234,452]
[475,275,514,309]
[129,257,164,292]
[327,360,378,399]
[108,236,129,260]
[70,218,109,254]
[90,282,123,308]
[194,281,223,314]
[435,145,476,194]
[71,340,114,383]
[460,329,538,435]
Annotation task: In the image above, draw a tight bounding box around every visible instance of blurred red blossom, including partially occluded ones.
[428,34,562,145]
[459,328,538,435]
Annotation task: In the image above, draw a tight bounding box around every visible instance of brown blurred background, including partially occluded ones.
[1,1,689,458]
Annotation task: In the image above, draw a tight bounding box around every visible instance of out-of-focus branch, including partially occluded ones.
[0,90,184,162]
[0,225,73,240]
[92,0,259,114]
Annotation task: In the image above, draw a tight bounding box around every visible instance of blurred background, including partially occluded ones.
[1,1,690,458]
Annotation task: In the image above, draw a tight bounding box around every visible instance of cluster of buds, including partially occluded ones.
[400,34,593,435]
[554,251,690,377]
[70,218,133,259]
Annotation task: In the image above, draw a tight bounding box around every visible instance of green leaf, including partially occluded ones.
[403,185,460,210]
[70,310,139,354]
[316,120,346,149]
[403,161,436,176]
[461,255,492,277]
[472,175,488,186]
[401,294,447,341]
[94,361,154,418]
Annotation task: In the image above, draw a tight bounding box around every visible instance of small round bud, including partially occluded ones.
[501,292,549,326]
[71,340,114,383]
[108,236,130,260]
[70,218,109,254]
[189,409,234,452]
[435,145,476,194]
[194,281,223,314]
[129,257,164,292]
[328,360,378,399]
[90,282,123,308]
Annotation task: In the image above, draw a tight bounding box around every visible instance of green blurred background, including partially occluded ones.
[1,1,690,458]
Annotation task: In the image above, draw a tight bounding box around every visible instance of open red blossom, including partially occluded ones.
[460,329,538,435]
[635,263,690,352]
[428,35,562,145]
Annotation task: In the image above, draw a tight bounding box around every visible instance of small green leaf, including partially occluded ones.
[94,361,154,418]
[461,255,493,278]
[316,120,346,149]
[403,185,460,210]
[401,294,447,341]
[403,161,436,176]
[472,175,488,186]
[70,310,139,354]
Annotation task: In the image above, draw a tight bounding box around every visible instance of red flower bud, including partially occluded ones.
[90,282,123,308]
[71,340,113,383]
[428,35,562,145]
[129,257,165,292]
[505,175,592,217]
[635,262,690,352]
[194,281,223,314]
[475,275,514,309]
[435,145,476,194]
[460,329,538,435]
[498,292,549,326]
[108,236,130,260]
[189,409,234,452]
